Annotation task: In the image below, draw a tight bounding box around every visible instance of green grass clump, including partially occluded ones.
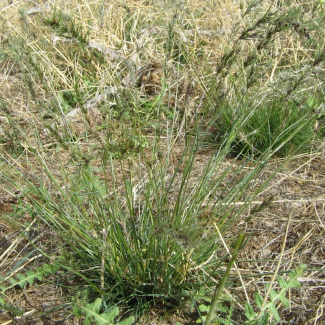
[216,97,316,157]
[1,136,273,312]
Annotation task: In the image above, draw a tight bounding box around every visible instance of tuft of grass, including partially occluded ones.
[215,97,317,157]
[0,131,279,313]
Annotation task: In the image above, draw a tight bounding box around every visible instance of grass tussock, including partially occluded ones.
[0,0,325,324]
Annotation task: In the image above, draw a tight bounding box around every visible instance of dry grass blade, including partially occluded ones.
[257,211,292,320]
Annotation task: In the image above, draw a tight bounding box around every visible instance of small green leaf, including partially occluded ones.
[198,304,210,313]
[269,287,290,307]
[118,317,135,325]
[244,302,256,320]
[7,264,60,290]
[268,302,281,322]
[288,265,306,288]
[259,313,271,325]
[196,315,206,323]
[254,292,263,308]
[277,275,287,288]
[73,297,135,325]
